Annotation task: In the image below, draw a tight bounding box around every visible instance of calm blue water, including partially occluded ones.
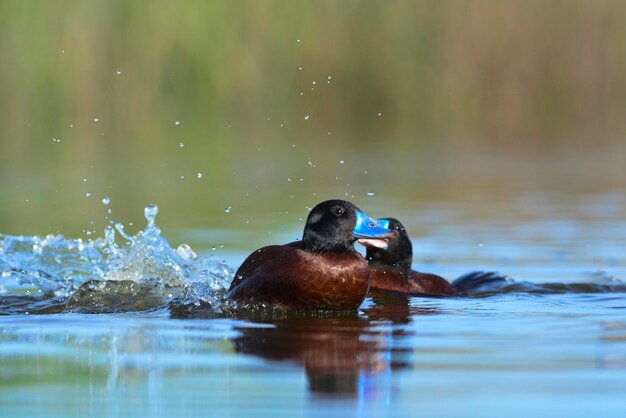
[1,192,626,418]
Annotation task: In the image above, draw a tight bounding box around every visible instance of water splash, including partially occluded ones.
[0,205,233,314]
[0,234,106,299]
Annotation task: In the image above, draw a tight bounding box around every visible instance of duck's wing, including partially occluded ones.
[227,245,297,297]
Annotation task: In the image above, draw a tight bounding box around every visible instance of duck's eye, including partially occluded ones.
[334,207,345,216]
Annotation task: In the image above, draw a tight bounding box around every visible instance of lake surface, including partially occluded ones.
[1,189,625,418]
[3,3,626,416]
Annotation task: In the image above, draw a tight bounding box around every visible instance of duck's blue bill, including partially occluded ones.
[353,211,393,238]
[376,219,390,230]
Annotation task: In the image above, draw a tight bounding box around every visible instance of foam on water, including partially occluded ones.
[0,205,233,314]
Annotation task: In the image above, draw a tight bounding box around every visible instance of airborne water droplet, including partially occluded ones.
[144,204,159,227]
[367,192,375,196]
[304,115,310,120]
[224,207,232,214]
[102,196,110,205]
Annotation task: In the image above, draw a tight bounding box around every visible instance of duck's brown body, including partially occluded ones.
[226,200,394,311]
[366,217,509,297]
[228,242,371,310]
[366,217,460,296]
[369,268,460,296]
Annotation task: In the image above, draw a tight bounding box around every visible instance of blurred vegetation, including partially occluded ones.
[1,0,625,242]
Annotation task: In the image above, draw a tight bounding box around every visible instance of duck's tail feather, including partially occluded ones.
[452,270,513,295]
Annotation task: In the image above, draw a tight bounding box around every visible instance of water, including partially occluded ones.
[0,206,232,315]
[1,194,626,417]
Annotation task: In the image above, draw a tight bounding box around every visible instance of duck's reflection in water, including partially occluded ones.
[231,293,439,397]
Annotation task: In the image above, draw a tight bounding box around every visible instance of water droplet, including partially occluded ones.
[197,172,203,179]
[175,120,181,126]
[176,244,197,260]
[328,76,332,80]
[300,92,304,96]
[51,137,61,143]
[116,69,122,75]
[304,115,310,120]
[296,38,301,43]
[378,112,382,116]
[298,67,303,70]
[102,196,110,205]
[144,204,159,226]
[93,117,100,123]
[367,192,375,196]
[339,160,345,164]
[85,192,92,197]
[224,206,232,214]
[179,142,185,148]
[287,177,292,182]
[180,175,185,180]
[312,81,316,85]
[83,178,87,182]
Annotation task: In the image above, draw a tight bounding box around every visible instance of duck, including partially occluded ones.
[226,199,395,310]
[364,217,507,296]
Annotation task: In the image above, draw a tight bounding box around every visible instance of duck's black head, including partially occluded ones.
[302,200,394,253]
[365,217,413,276]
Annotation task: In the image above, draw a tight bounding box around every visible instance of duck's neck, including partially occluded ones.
[367,247,412,277]
[302,230,355,253]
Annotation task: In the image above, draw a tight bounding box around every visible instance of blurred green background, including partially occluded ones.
[1,0,625,247]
